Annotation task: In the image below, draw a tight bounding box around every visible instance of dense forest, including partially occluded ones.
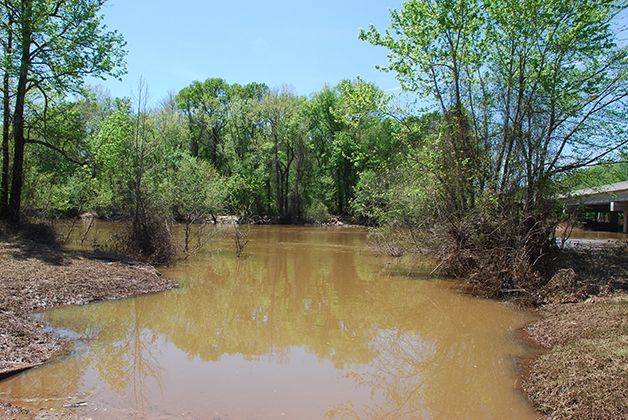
[12,80,402,225]
[2,0,628,300]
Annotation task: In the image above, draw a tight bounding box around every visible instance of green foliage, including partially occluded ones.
[88,106,134,212]
[256,86,309,218]
[24,165,96,215]
[175,78,269,173]
[359,0,628,301]
[564,161,628,192]
[305,81,398,216]
[166,153,226,220]
[14,75,401,228]
[0,0,127,222]
[304,199,329,224]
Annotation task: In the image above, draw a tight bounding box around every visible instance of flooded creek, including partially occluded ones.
[0,225,539,419]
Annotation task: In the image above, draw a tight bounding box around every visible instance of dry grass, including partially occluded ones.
[521,294,628,420]
[519,247,628,420]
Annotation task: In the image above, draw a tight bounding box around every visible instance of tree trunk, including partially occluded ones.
[7,1,31,223]
[273,130,283,216]
[0,11,13,219]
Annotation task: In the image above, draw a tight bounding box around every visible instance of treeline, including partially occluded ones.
[18,79,403,224]
[4,0,628,300]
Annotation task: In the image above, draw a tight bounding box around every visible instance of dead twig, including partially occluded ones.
[234,224,249,258]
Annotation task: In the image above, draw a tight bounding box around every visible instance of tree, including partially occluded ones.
[21,98,92,214]
[123,80,175,265]
[258,86,306,219]
[176,78,232,172]
[0,2,14,218]
[360,0,628,301]
[87,97,134,212]
[308,86,353,215]
[361,0,486,214]
[166,154,226,255]
[0,0,126,223]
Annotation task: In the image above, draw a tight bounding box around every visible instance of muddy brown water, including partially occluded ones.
[0,223,540,419]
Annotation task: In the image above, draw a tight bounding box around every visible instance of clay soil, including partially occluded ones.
[0,228,176,419]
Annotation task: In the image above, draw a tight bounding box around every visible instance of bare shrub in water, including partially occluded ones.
[426,207,560,305]
[123,205,174,266]
[234,224,249,258]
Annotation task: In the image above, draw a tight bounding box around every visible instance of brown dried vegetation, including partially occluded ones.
[0,224,177,377]
[512,245,628,420]
[521,294,628,420]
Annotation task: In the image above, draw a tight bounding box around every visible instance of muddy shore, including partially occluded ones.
[0,232,177,419]
[1,230,627,419]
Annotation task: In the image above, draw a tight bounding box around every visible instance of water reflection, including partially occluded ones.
[2,296,167,418]
[0,225,538,419]
[327,297,533,419]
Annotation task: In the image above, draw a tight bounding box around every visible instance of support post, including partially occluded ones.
[610,212,619,231]
[610,202,628,233]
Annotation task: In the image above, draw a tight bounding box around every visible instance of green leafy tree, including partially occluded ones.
[21,99,92,214]
[360,0,628,300]
[87,99,134,212]
[0,2,14,215]
[360,0,485,214]
[165,153,226,254]
[175,78,233,171]
[308,80,399,219]
[17,87,127,215]
[0,0,126,222]
[258,86,306,219]
[220,82,271,215]
[307,85,352,215]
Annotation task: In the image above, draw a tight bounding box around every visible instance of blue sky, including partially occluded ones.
[89,0,405,103]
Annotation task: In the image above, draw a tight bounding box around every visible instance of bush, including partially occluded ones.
[424,200,561,305]
[122,205,174,266]
[304,200,329,224]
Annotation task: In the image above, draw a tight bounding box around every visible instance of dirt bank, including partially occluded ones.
[0,229,176,418]
[520,295,628,420]
[518,246,628,420]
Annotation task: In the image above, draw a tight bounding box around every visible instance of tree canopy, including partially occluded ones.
[358,0,628,300]
[0,0,126,222]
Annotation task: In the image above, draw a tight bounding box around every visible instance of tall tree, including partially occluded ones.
[360,0,628,299]
[176,78,232,172]
[360,0,485,214]
[307,86,347,214]
[258,86,305,218]
[0,0,126,223]
[0,2,15,219]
